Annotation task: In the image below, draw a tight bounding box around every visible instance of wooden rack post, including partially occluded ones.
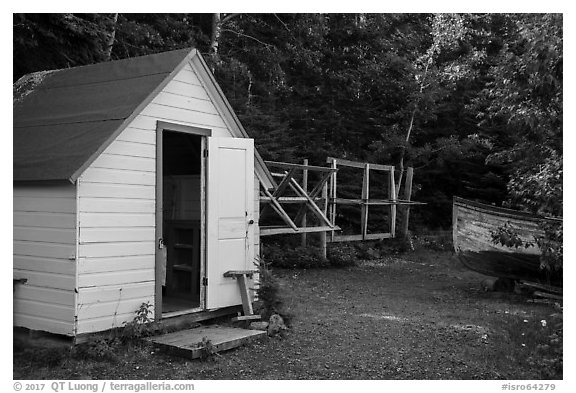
[400,167,414,238]
[301,159,308,247]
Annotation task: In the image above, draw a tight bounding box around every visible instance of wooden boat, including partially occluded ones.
[452,197,562,287]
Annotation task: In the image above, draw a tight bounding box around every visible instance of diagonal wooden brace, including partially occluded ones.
[289,178,333,227]
[260,167,298,219]
[293,170,334,225]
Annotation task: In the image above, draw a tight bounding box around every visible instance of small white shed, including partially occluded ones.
[13,48,274,337]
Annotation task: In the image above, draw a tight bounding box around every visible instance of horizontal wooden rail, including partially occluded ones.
[326,157,393,171]
[265,160,337,173]
[260,225,341,236]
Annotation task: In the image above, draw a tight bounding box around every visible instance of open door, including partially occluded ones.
[206,137,255,309]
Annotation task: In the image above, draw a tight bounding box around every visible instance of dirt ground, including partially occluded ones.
[13,247,562,380]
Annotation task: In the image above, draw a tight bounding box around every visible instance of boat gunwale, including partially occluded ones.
[453,196,562,224]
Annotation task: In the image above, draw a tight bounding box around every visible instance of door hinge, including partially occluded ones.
[203,149,209,158]
[202,277,208,286]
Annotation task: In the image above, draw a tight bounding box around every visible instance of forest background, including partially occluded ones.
[13,13,563,231]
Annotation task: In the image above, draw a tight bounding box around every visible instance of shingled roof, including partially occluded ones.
[13,48,274,188]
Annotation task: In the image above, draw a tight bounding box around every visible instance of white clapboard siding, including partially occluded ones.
[13,269,75,291]
[14,227,76,244]
[13,184,77,336]
[78,255,154,274]
[16,286,75,307]
[79,228,155,244]
[79,198,155,214]
[79,242,155,259]
[76,311,146,335]
[103,141,156,158]
[78,269,155,288]
[15,314,75,336]
[14,255,75,275]
[90,153,156,173]
[154,91,219,114]
[77,282,155,304]
[114,127,156,145]
[79,183,155,200]
[73,58,263,334]
[77,295,155,320]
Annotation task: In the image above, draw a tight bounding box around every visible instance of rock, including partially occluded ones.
[249,321,269,331]
[267,314,287,336]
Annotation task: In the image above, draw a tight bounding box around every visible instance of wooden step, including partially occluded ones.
[146,326,266,359]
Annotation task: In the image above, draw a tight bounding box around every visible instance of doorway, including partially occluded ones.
[159,129,205,317]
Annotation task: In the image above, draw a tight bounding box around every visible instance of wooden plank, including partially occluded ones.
[259,167,297,218]
[79,227,155,243]
[260,225,340,236]
[260,187,298,230]
[77,269,154,288]
[14,313,75,337]
[14,241,75,260]
[237,274,254,315]
[320,181,328,259]
[78,255,153,274]
[162,79,212,100]
[16,286,74,307]
[147,326,266,359]
[361,163,370,240]
[78,241,155,258]
[90,153,156,173]
[293,170,333,225]
[223,270,257,277]
[329,232,393,243]
[153,91,220,115]
[77,282,155,304]
[141,103,228,130]
[79,182,155,200]
[401,167,414,238]
[14,226,76,244]
[329,158,337,242]
[301,158,308,247]
[327,157,394,171]
[114,127,156,145]
[79,198,155,214]
[265,160,337,173]
[14,255,75,275]
[103,140,156,158]
[81,167,155,186]
[76,296,154,320]
[14,298,74,322]
[289,179,332,227]
[389,167,397,238]
[80,213,155,228]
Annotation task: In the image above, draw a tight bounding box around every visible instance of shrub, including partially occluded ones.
[121,302,158,342]
[327,243,358,267]
[255,257,292,325]
[263,244,329,269]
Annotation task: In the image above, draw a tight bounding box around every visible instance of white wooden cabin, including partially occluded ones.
[13,48,274,337]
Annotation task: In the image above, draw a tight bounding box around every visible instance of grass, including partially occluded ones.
[13,241,562,380]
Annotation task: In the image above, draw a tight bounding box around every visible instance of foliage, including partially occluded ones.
[255,257,290,322]
[263,244,329,269]
[13,13,562,231]
[490,222,534,249]
[196,337,217,361]
[71,336,120,362]
[121,302,158,342]
[326,243,359,267]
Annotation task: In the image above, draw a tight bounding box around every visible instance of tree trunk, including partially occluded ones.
[209,13,222,73]
[104,13,119,61]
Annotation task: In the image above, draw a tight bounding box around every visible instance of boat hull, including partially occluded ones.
[453,197,562,287]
